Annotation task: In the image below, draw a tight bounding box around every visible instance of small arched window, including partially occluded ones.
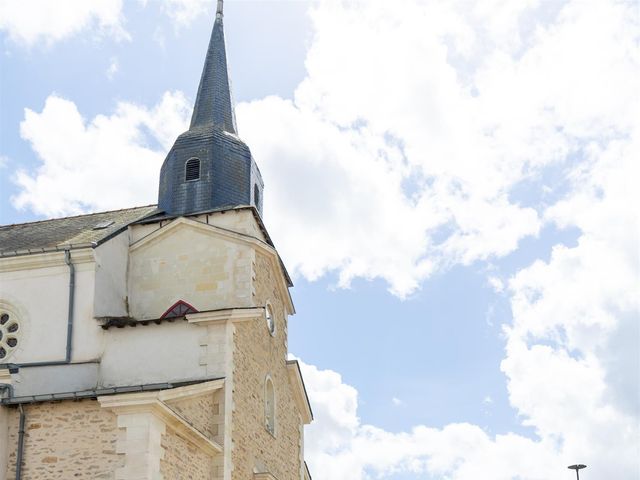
[185,158,201,181]
[254,184,260,209]
[265,376,275,435]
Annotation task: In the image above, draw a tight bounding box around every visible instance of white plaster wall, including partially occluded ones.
[0,405,7,480]
[93,231,130,318]
[13,364,99,396]
[0,254,81,363]
[99,321,215,387]
[71,261,105,362]
[0,250,106,395]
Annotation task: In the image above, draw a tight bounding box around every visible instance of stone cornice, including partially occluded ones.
[186,308,264,325]
[158,378,224,401]
[0,248,94,273]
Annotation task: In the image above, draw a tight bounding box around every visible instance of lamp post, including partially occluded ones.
[568,464,587,480]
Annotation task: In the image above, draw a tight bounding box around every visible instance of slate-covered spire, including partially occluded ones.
[189,0,237,133]
[157,1,264,218]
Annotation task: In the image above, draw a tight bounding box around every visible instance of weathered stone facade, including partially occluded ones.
[165,390,224,444]
[229,252,303,479]
[160,428,215,479]
[5,400,122,479]
[163,389,227,479]
[0,212,310,480]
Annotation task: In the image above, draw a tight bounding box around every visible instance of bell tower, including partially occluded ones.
[158,0,264,217]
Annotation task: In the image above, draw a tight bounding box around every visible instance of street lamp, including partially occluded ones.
[568,464,587,480]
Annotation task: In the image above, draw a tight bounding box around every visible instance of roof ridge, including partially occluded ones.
[0,205,158,229]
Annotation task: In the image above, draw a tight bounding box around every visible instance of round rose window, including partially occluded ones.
[0,312,19,360]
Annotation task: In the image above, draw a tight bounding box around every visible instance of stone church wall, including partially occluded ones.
[230,252,302,480]
[159,427,217,479]
[128,221,254,321]
[165,389,225,446]
[0,406,8,480]
[4,399,123,479]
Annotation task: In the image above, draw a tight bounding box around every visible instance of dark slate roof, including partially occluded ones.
[0,203,293,289]
[0,205,158,257]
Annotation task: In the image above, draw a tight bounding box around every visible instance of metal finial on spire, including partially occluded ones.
[216,0,224,18]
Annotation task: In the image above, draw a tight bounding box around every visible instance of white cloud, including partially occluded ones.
[236,0,637,294]
[237,96,439,296]
[301,359,563,480]
[0,0,128,47]
[12,92,191,216]
[6,0,639,476]
[487,276,505,293]
[160,0,212,27]
[391,397,404,407]
[269,2,637,477]
[297,61,639,476]
[13,0,637,296]
[501,125,640,476]
[301,294,638,479]
[106,56,119,80]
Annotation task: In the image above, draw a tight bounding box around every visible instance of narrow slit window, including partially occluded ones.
[185,158,201,181]
[265,376,275,435]
[254,184,260,209]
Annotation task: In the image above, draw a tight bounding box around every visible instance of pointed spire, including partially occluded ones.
[189,0,237,133]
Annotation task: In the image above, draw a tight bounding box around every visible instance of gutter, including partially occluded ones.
[1,377,224,406]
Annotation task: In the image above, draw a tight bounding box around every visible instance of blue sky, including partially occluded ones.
[1,1,638,479]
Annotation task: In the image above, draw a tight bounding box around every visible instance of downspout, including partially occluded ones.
[15,404,25,480]
[63,249,75,363]
[0,252,75,479]
[0,250,76,369]
[4,251,75,479]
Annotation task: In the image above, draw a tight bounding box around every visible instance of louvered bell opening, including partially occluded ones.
[185,158,201,181]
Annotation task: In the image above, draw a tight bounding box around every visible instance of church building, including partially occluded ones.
[0,2,313,479]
